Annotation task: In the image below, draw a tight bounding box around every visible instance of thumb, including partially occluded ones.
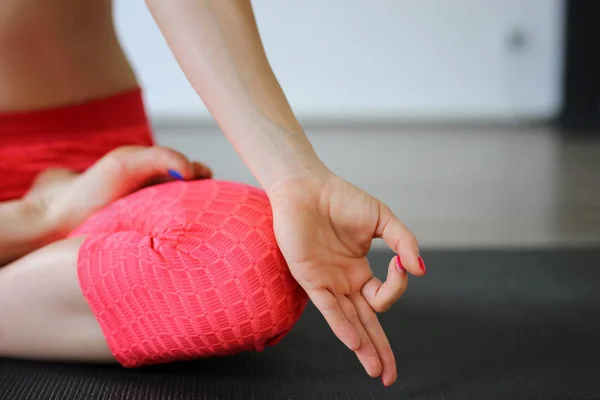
[375,203,425,276]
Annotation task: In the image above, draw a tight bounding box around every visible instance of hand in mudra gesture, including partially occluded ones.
[269,171,425,386]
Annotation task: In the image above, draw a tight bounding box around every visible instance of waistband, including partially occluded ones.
[0,87,155,201]
[0,87,151,144]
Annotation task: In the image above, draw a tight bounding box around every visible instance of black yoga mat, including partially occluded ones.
[1,249,599,400]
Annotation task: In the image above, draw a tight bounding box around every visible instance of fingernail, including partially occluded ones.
[168,169,185,181]
[395,255,406,273]
[418,255,426,273]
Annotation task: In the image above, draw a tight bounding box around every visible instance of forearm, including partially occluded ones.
[146,0,328,192]
[0,199,53,266]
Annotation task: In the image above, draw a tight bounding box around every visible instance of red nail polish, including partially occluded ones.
[395,255,406,273]
[418,256,426,273]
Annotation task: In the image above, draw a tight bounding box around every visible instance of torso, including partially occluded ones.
[0,0,138,112]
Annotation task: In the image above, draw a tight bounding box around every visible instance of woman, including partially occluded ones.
[0,0,425,386]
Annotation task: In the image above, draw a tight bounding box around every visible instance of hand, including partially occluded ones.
[269,171,425,386]
[25,145,212,238]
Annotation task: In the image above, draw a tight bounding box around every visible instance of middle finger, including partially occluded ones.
[350,294,397,386]
[338,295,382,379]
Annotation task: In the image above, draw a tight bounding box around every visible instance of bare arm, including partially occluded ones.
[0,147,203,267]
[145,0,328,193]
[145,1,417,386]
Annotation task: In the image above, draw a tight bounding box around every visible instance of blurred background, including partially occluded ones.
[114,0,599,249]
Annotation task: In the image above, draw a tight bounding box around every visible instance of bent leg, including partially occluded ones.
[0,180,308,366]
[71,180,309,367]
[0,236,115,362]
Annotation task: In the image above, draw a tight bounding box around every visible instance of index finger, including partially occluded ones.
[375,203,425,276]
[361,256,408,313]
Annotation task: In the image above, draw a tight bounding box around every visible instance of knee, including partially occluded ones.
[164,180,309,348]
[160,180,308,351]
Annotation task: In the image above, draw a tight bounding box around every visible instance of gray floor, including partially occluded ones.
[4,249,599,400]
[155,123,600,249]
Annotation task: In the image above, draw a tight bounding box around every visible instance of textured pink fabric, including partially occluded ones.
[70,179,308,368]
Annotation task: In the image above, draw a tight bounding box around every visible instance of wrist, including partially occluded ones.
[265,162,336,207]
[233,119,332,195]
[20,196,64,244]
[0,198,58,265]
[261,154,332,196]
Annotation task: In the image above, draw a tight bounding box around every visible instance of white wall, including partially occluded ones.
[114,0,565,122]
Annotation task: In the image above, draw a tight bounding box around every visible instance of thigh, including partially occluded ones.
[0,236,115,363]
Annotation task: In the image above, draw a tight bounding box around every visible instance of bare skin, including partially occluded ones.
[0,236,113,362]
[0,0,136,111]
[0,0,425,386]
